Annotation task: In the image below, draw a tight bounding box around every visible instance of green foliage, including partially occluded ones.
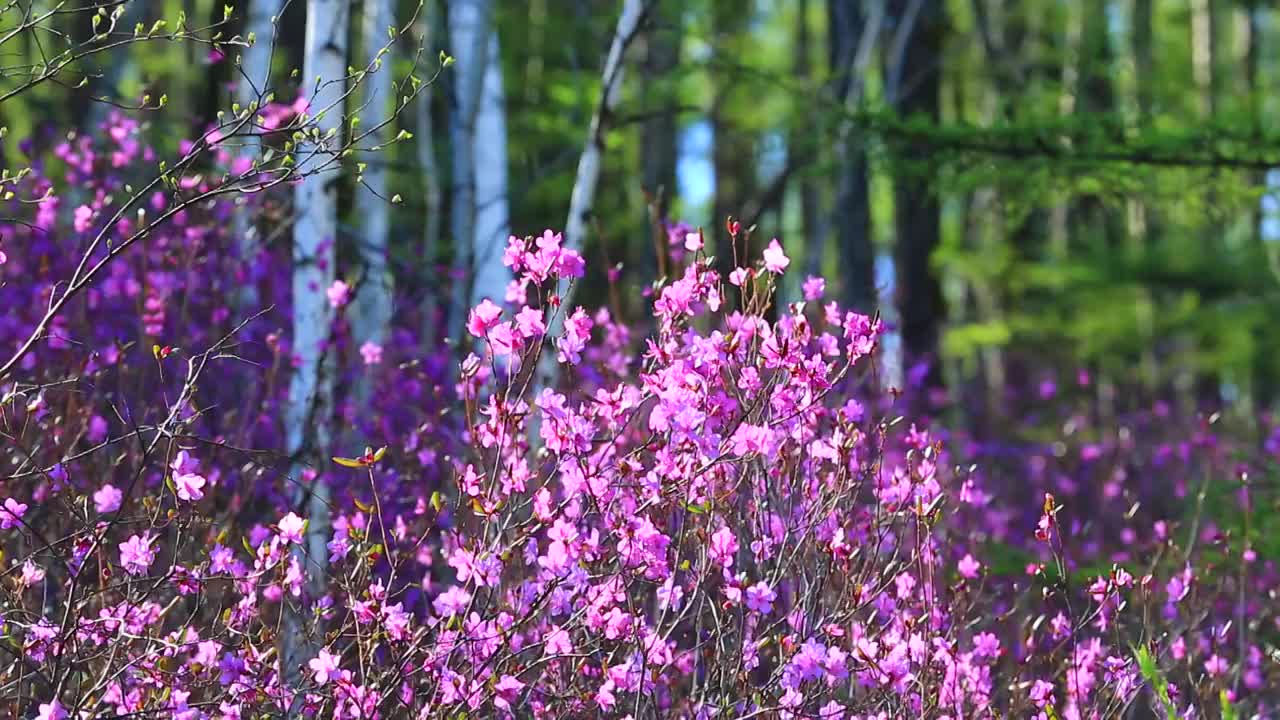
[1133,645,1179,720]
[8,0,1280,405]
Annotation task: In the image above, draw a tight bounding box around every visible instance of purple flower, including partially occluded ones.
[326,280,350,308]
[73,204,94,232]
[277,512,306,544]
[709,526,738,568]
[762,239,790,273]
[174,472,206,502]
[119,534,157,576]
[544,626,573,656]
[467,299,503,337]
[1029,679,1055,707]
[359,341,383,365]
[93,484,122,513]
[0,497,28,529]
[745,581,776,614]
[432,585,472,617]
[309,648,342,684]
[802,275,825,301]
[1205,654,1230,676]
[494,674,526,713]
[36,700,67,720]
[973,632,1001,659]
[218,652,245,686]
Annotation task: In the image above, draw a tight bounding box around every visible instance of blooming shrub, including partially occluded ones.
[1,119,1278,719]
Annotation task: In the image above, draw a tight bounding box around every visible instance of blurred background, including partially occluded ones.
[8,0,1280,430]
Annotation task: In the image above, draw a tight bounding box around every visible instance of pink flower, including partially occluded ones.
[493,675,525,713]
[20,560,45,587]
[94,484,123,513]
[730,423,775,457]
[684,232,703,252]
[174,472,206,502]
[277,512,306,544]
[36,700,67,720]
[119,534,157,576]
[958,554,981,579]
[173,450,202,476]
[762,239,790,273]
[802,275,825,300]
[359,341,383,365]
[309,648,342,684]
[1112,566,1134,588]
[73,204,94,233]
[488,323,518,357]
[972,632,1000,659]
[502,235,526,269]
[0,497,27,529]
[467,299,504,338]
[710,526,738,567]
[557,308,593,365]
[326,280,350,308]
[745,581,776,614]
[729,267,751,286]
[515,306,546,339]
[432,585,472,617]
[1205,654,1229,676]
[1029,679,1055,707]
[544,626,573,655]
[0,248,7,265]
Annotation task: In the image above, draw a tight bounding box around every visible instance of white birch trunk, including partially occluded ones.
[535,0,646,392]
[233,0,283,312]
[469,32,512,309]
[445,0,491,343]
[288,0,349,587]
[350,0,395,397]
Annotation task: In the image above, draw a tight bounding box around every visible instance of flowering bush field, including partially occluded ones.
[1,119,1278,720]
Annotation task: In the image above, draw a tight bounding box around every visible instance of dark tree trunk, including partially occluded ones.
[829,0,875,313]
[891,0,944,388]
[639,0,681,285]
[710,0,756,280]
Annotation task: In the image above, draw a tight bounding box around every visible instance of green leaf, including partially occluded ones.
[1221,690,1239,720]
[1132,645,1178,720]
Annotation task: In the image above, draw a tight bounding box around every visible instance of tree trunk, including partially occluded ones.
[890,0,944,389]
[828,0,876,312]
[639,0,681,285]
[288,0,348,603]
[418,2,445,351]
[349,0,396,421]
[469,32,513,309]
[710,0,756,280]
[233,0,284,314]
[445,0,493,343]
[535,0,648,396]
[283,0,348,683]
[784,0,819,307]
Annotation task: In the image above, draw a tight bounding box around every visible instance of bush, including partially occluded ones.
[1,126,1276,720]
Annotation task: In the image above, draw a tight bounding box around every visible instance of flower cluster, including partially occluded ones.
[0,116,1277,719]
